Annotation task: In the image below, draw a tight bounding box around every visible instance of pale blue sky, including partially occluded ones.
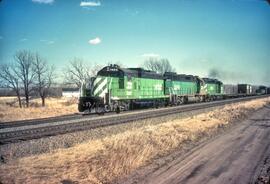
[0,0,269,85]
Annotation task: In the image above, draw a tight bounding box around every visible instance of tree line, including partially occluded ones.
[0,50,175,108]
[0,50,55,107]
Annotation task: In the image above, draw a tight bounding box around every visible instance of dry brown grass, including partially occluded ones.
[0,97,269,184]
[0,97,77,122]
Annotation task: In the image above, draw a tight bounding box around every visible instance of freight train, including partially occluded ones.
[78,64,267,113]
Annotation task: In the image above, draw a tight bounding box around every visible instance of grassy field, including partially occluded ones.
[0,97,269,184]
[0,97,78,122]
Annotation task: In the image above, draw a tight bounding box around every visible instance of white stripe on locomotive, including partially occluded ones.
[93,77,102,86]
[93,77,108,96]
[99,87,108,98]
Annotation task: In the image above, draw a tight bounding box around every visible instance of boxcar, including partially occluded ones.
[237,84,253,95]
[251,85,259,95]
[267,87,270,94]
[256,85,267,95]
[223,84,238,97]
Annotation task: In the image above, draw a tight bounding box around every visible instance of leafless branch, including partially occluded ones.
[143,58,175,74]
[14,50,35,107]
[0,64,22,108]
[33,53,55,106]
[64,58,101,88]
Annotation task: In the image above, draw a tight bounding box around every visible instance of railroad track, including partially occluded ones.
[0,113,81,129]
[0,95,269,145]
[0,108,137,129]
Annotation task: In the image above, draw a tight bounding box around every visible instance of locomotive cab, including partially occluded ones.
[78,77,105,113]
[78,64,124,113]
[80,77,96,97]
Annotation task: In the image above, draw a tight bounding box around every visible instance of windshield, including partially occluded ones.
[85,77,96,96]
[86,77,95,89]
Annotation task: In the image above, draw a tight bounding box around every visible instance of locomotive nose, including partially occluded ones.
[78,96,104,112]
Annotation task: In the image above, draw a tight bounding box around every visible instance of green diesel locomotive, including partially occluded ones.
[78,64,223,113]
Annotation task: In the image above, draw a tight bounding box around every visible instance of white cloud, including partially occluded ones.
[80,1,101,7]
[200,58,212,63]
[89,37,101,45]
[40,39,55,44]
[20,38,28,42]
[47,41,55,44]
[141,53,160,58]
[124,9,139,16]
[32,0,54,4]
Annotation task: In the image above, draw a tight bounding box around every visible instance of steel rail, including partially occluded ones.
[0,113,81,129]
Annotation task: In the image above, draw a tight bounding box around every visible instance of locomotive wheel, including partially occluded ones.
[184,96,188,104]
[116,106,120,114]
[177,96,185,105]
[200,96,205,102]
[104,105,111,112]
[154,101,159,108]
[124,104,130,111]
[96,104,105,115]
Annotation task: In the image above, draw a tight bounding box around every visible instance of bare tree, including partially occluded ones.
[0,64,22,108]
[64,58,101,88]
[143,58,175,74]
[14,50,35,107]
[33,53,55,107]
[90,63,103,76]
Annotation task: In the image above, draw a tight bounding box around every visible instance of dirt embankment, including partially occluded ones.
[124,104,270,184]
[0,97,269,184]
